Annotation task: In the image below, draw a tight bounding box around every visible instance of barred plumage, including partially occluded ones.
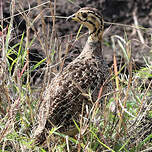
[34,7,112,144]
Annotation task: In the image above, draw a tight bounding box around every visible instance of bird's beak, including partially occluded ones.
[66,13,78,21]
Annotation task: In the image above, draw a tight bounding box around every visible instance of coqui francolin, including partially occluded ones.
[34,7,113,145]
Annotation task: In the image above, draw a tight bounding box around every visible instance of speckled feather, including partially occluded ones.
[34,7,112,144]
[34,41,112,144]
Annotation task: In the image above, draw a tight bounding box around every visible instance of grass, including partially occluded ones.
[0,0,152,151]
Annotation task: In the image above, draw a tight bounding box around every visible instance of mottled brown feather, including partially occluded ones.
[34,7,112,145]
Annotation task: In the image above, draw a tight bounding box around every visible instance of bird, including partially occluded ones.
[34,7,112,145]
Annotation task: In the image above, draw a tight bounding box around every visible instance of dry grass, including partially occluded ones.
[0,0,152,151]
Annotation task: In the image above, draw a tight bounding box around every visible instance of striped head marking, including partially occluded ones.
[68,7,104,42]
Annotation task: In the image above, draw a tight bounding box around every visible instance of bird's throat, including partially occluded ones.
[88,26,103,43]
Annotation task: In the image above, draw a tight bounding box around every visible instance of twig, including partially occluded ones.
[133,8,145,43]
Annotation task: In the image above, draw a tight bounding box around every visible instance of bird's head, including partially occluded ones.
[67,7,104,42]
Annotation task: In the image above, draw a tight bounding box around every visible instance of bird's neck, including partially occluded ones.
[80,40,103,59]
[87,25,103,43]
[79,25,104,58]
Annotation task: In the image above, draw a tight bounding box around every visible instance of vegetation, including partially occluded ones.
[0,0,151,151]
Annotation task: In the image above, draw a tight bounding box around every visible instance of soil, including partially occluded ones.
[2,0,152,84]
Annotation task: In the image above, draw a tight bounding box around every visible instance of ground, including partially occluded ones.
[3,0,152,70]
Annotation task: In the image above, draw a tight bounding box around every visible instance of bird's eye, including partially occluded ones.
[81,12,88,18]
